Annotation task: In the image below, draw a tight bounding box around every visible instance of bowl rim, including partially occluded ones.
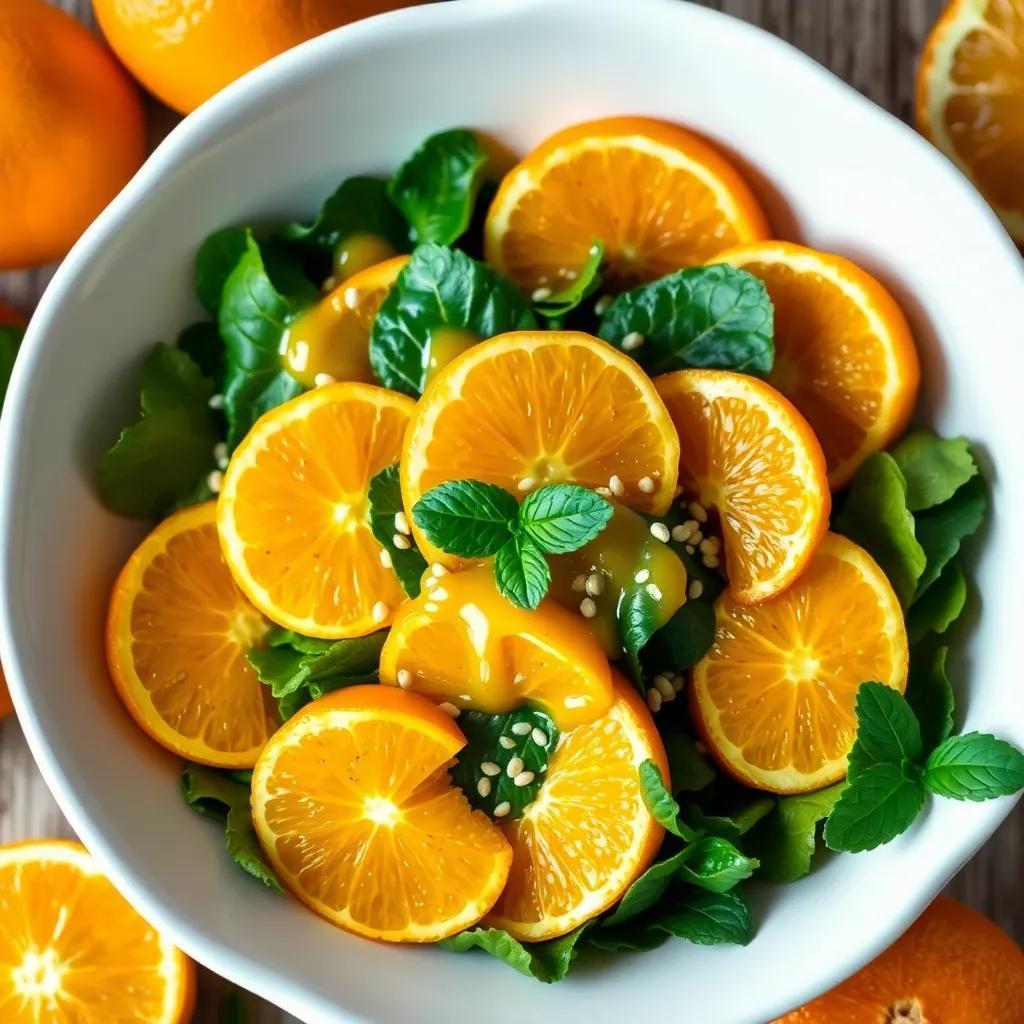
[1,0,1022,1021]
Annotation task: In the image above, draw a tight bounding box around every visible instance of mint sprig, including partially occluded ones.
[412,480,613,609]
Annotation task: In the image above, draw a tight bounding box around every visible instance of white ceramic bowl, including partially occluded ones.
[3,0,1023,1020]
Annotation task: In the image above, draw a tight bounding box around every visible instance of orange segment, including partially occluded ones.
[917,0,1024,242]
[485,116,770,293]
[484,673,667,941]
[106,501,278,768]
[716,241,920,489]
[379,566,613,730]
[251,685,511,942]
[656,369,830,604]
[0,840,194,1024]
[691,533,908,794]
[217,382,414,638]
[401,330,680,566]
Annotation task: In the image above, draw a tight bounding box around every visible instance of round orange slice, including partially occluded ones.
[107,501,278,768]
[379,565,613,730]
[218,381,414,639]
[0,839,194,1023]
[401,330,680,566]
[485,116,770,293]
[484,672,667,941]
[716,241,920,489]
[280,255,409,388]
[251,684,512,942]
[655,369,830,604]
[691,533,908,794]
[917,0,1024,243]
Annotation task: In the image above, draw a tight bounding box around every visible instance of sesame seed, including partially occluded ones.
[706,536,722,553]
[392,533,411,550]
[481,761,501,777]
[688,501,708,523]
[511,722,532,736]
[514,770,536,787]
[424,575,438,590]
[430,563,447,578]
[507,757,525,778]
[646,583,663,601]
[371,601,390,623]
[704,554,720,569]
[397,669,412,689]
[596,486,612,497]
[206,469,224,494]
[208,393,224,410]
[213,441,228,464]
[431,587,449,601]
[594,295,613,315]
[608,474,625,497]
[343,287,361,309]
[314,372,337,388]
[438,701,460,718]
[571,574,587,593]
[654,675,674,699]
[638,476,655,493]
[517,476,536,492]
[690,530,704,545]
[379,549,393,569]
[498,736,516,750]
[621,331,646,352]
[394,511,411,535]
[493,801,511,818]
[531,727,549,746]
[585,572,605,597]
[688,579,704,600]
[650,522,670,543]
[672,674,686,693]
[685,544,696,554]
[424,602,439,613]
[580,597,597,618]
[699,538,717,555]
[532,286,552,301]
[634,569,651,584]
[477,778,492,798]
[671,524,692,543]
[321,275,338,292]
[647,689,663,712]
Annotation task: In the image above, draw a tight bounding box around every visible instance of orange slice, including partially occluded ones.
[250,684,511,942]
[0,839,194,1023]
[401,330,680,566]
[107,501,278,768]
[485,116,770,293]
[692,533,908,794]
[280,255,409,388]
[218,381,414,639]
[917,0,1024,243]
[484,673,667,941]
[656,369,829,604]
[716,241,920,489]
[379,566,613,730]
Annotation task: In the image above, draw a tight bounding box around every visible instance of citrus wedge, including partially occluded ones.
[917,0,1024,243]
[0,840,194,1023]
[379,566,613,729]
[107,501,278,768]
[485,116,770,293]
[251,684,512,942]
[218,381,414,638]
[655,369,830,604]
[484,673,667,941]
[716,241,919,488]
[401,330,680,566]
[691,533,908,793]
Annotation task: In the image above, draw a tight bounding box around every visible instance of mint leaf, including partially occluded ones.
[907,558,966,643]
[388,130,489,246]
[924,733,1024,800]
[519,484,612,554]
[441,925,586,983]
[913,475,986,597]
[663,732,715,793]
[494,534,550,610]
[846,682,922,779]
[0,325,24,404]
[369,244,535,396]
[180,764,282,890]
[534,241,604,319]
[177,321,226,391]
[599,264,773,376]
[824,762,925,853]
[368,464,427,597]
[449,708,558,819]
[835,452,925,606]
[745,784,843,883]
[891,431,978,513]
[906,644,955,753]
[195,226,249,314]
[412,479,518,557]
[676,836,758,893]
[601,850,689,927]
[638,760,701,841]
[99,345,221,518]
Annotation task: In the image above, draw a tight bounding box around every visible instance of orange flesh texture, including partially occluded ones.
[251,685,511,942]
[107,502,278,767]
[379,566,614,731]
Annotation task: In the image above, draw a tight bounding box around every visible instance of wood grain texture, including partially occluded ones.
[0,1,1018,1021]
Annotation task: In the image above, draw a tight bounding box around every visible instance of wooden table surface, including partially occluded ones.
[1,2,1019,1021]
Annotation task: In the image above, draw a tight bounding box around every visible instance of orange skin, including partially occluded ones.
[0,0,145,269]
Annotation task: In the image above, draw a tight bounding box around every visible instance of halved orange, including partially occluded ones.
[218,382,414,638]
[379,566,613,730]
[401,330,680,566]
[107,501,278,768]
[656,369,829,604]
[251,684,511,942]
[691,533,908,794]
[484,673,667,941]
[280,255,409,388]
[0,839,194,1023]
[917,0,1024,243]
[485,116,770,293]
[716,241,920,489]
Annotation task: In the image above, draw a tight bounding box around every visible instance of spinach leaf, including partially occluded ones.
[177,321,226,392]
[675,836,758,893]
[368,464,427,597]
[907,558,966,643]
[891,431,978,512]
[912,475,986,597]
[195,226,249,314]
[598,264,773,376]
[369,244,535,396]
[0,324,24,404]
[441,925,587,983]
[99,344,221,518]
[601,850,689,927]
[638,760,702,841]
[684,797,775,841]
[905,643,955,753]
[388,130,490,246]
[533,241,604,319]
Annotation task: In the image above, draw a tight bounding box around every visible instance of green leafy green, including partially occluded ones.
[913,475,986,597]
[638,760,701,841]
[367,464,427,597]
[0,324,24,404]
[924,733,1024,800]
[195,227,249,314]
[684,798,775,841]
[663,732,716,793]
[99,344,221,518]
[907,559,967,643]
[845,681,922,779]
[180,764,282,890]
[533,241,604,319]
[388,130,490,246]
[891,431,978,512]
[620,584,666,687]
[823,761,925,853]
[494,534,550,610]
[177,321,226,391]
[675,836,758,893]
[598,264,773,376]
[601,850,690,927]
[906,644,955,753]
[519,484,613,554]
[441,926,587,983]
[369,244,535,396]
[412,479,518,557]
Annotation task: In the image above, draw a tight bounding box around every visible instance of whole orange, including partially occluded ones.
[92,0,423,115]
[0,0,145,269]
[773,897,1024,1023]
